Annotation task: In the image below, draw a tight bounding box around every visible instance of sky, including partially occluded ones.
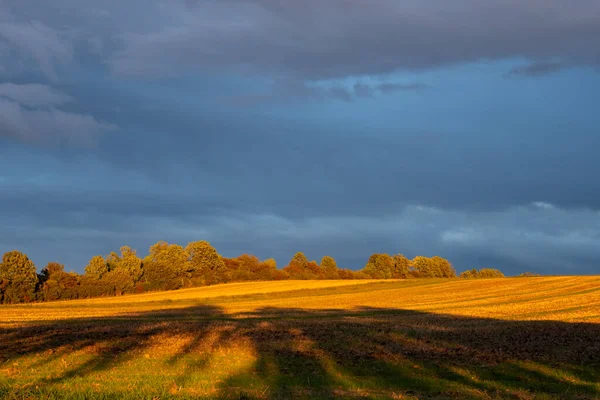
[1,0,600,275]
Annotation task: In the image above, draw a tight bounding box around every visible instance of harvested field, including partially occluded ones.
[1,277,599,399]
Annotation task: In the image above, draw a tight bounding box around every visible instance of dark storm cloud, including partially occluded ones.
[3,0,600,81]
[108,0,600,80]
[0,84,115,145]
[1,0,600,275]
[507,62,565,77]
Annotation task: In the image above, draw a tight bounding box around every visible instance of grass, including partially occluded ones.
[1,277,599,399]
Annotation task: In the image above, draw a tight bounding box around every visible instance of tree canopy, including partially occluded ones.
[0,243,500,304]
[0,250,38,304]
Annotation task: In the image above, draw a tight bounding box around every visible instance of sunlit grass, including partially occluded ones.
[1,277,599,399]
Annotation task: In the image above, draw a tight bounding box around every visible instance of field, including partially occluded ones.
[1,277,600,399]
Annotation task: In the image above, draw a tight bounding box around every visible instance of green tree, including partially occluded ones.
[392,254,411,278]
[320,256,339,279]
[0,250,38,304]
[186,241,226,286]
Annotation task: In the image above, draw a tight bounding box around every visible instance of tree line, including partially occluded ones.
[0,241,505,304]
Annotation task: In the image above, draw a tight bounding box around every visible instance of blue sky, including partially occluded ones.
[1,0,599,275]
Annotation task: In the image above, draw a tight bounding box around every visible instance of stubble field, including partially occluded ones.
[1,277,599,399]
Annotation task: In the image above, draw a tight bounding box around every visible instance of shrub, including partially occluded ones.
[517,272,541,277]
[460,268,505,279]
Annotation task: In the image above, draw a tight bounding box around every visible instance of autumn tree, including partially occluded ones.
[431,256,456,278]
[460,268,505,279]
[362,253,395,279]
[106,251,121,271]
[223,254,278,282]
[94,246,143,296]
[291,252,309,269]
[0,278,6,304]
[264,258,277,272]
[103,269,136,296]
[78,255,111,298]
[459,268,478,279]
[306,260,323,278]
[186,241,226,286]
[283,252,318,279]
[392,254,411,278]
[40,262,65,281]
[0,250,38,304]
[39,262,80,301]
[143,241,189,290]
[84,256,108,280]
[477,268,504,278]
[115,246,143,282]
[320,256,339,279]
[411,256,436,278]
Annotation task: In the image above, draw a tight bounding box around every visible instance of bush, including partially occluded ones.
[517,272,541,277]
[460,268,505,279]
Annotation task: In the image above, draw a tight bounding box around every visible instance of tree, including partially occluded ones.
[41,262,65,279]
[517,271,540,277]
[186,241,226,286]
[85,256,108,280]
[115,246,143,282]
[362,253,395,279]
[80,255,111,298]
[320,256,339,279]
[459,268,479,279]
[392,254,411,278]
[283,252,321,280]
[291,252,309,270]
[0,250,38,304]
[306,260,323,278]
[39,263,80,301]
[431,256,456,278]
[263,258,277,271]
[106,251,121,271]
[461,268,505,279]
[90,247,143,296]
[38,262,64,292]
[144,241,189,290]
[0,278,7,304]
[411,256,439,278]
[102,268,135,296]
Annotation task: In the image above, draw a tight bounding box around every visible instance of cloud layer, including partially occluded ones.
[0,84,115,145]
[0,0,599,274]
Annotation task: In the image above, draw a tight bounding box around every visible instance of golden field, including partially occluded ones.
[1,277,600,399]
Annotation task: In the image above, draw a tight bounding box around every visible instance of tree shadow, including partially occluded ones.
[0,305,599,399]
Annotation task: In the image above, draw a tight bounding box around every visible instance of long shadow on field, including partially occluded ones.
[1,305,599,399]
